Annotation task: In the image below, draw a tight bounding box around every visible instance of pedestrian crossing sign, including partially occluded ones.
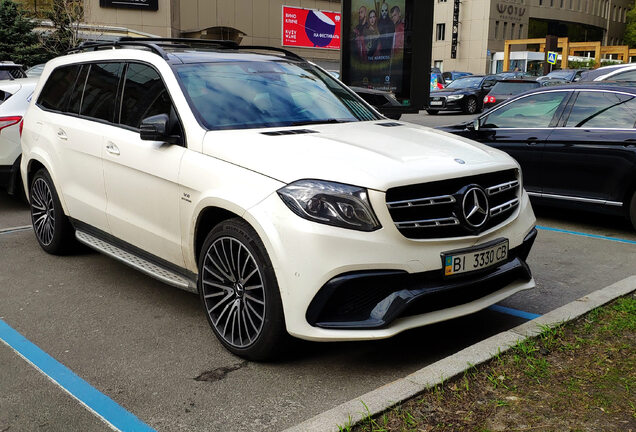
[547,51,557,65]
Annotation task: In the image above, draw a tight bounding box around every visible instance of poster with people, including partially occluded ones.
[349,0,406,94]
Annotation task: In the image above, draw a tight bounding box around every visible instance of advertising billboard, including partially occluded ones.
[99,0,158,10]
[282,6,341,50]
[341,0,433,112]
[347,0,406,93]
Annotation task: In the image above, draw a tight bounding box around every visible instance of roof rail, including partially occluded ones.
[66,37,305,62]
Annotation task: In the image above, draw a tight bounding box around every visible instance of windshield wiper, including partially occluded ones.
[291,118,348,126]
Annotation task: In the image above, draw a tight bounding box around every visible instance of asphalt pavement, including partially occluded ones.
[1,110,635,432]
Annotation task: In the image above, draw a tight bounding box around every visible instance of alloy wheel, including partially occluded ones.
[31,178,55,246]
[201,236,266,348]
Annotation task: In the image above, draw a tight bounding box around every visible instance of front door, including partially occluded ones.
[102,62,187,267]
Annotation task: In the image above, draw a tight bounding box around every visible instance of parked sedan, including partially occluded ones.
[438,84,636,229]
[350,86,403,119]
[536,69,585,83]
[0,77,38,196]
[483,79,540,110]
[427,75,498,114]
[442,71,472,84]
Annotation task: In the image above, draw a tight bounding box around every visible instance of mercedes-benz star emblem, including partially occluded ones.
[462,187,489,228]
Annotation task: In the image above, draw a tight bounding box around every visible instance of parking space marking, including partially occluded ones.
[488,305,541,320]
[0,225,32,235]
[0,319,156,432]
[536,225,636,245]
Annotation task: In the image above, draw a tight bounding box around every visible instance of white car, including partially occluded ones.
[21,39,537,360]
[579,63,636,82]
[0,77,38,195]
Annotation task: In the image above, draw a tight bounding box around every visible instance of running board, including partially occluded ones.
[75,230,197,293]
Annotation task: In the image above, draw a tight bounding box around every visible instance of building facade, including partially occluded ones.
[432,0,632,74]
[84,0,342,69]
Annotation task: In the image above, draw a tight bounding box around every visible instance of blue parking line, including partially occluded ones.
[488,305,541,320]
[0,319,156,432]
[536,225,636,245]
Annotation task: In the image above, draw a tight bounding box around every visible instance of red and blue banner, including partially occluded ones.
[282,6,341,50]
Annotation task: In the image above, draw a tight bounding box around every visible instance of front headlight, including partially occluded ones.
[277,180,381,231]
[447,94,465,101]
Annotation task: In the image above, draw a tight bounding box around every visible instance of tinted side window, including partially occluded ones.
[80,63,124,122]
[37,65,80,111]
[67,65,89,115]
[566,91,636,128]
[119,63,172,128]
[482,92,568,128]
[611,69,636,82]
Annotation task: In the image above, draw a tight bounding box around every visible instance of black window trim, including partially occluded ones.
[34,60,187,147]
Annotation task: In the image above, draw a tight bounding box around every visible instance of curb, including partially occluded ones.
[282,275,636,432]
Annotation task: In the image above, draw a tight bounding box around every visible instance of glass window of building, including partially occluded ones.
[436,23,446,41]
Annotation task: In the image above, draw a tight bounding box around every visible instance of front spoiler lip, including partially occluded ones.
[306,228,537,330]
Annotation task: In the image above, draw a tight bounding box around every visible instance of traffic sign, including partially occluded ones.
[547,51,557,65]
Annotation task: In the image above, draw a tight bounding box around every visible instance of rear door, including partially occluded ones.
[473,90,572,194]
[541,89,636,204]
[36,64,116,232]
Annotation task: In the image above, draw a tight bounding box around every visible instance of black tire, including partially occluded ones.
[198,218,288,361]
[463,96,478,114]
[426,109,439,115]
[29,169,76,255]
[628,190,636,231]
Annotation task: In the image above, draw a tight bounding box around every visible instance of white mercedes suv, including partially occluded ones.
[21,38,537,360]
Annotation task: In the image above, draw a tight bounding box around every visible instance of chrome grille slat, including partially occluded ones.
[486,180,519,196]
[395,217,459,229]
[489,198,520,217]
[385,169,520,239]
[386,194,456,209]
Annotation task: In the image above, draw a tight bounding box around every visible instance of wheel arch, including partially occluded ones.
[193,206,244,265]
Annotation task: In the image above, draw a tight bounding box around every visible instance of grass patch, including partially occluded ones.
[352,294,636,432]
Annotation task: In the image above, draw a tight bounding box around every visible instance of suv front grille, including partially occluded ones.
[386,169,520,239]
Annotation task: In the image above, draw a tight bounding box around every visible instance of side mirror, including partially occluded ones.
[140,114,180,144]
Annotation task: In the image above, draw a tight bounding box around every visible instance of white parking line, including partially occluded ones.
[0,225,32,235]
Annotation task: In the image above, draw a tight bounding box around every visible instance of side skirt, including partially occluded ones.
[71,220,198,294]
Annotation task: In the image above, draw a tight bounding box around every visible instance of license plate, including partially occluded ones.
[442,239,509,276]
[430,101,443,106]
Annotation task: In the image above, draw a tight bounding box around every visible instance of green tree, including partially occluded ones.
[626,1,636,48]
[45,0,83,55]
[0,0,48,66]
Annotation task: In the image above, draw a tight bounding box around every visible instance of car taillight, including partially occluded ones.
[484,96,496,104]
[0,116,22,133]
[437,82,444,89]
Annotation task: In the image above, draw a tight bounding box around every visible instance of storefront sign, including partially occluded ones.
[99,0,158,11]
[282,6,341,49]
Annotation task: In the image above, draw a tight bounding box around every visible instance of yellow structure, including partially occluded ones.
[503,37,634,71]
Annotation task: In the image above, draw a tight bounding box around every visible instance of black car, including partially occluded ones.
[350,86,403,120]
[483,79,540,110]
[438,84,636,229]
[427,75,498,115]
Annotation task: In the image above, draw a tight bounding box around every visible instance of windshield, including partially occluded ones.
[175,61,379,130]
[491,82,539,94]
[446,77,483,89]
[546,70,574,79]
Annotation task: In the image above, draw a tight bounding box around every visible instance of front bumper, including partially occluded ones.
[428,97,463,111]
[307,228,536,329]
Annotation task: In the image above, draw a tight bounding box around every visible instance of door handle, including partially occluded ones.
[105,142,120,156]
[56,129,68,140]
[526,137,539,146]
